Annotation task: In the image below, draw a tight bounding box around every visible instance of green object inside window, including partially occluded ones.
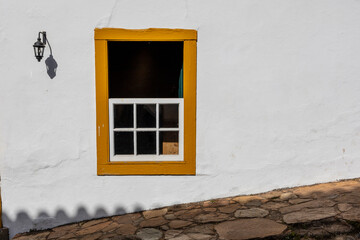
[178,67,183,98]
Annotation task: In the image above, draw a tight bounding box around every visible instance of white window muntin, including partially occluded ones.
[109,98,184,162]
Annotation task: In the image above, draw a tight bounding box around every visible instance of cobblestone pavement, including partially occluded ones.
[12,179,360,240]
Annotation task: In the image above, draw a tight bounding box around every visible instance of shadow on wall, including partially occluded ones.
[45,55,58,79]
[3,204,145,238]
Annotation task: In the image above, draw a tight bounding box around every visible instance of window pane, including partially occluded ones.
[108,41,183,98]
[137,104,156,128]
[160,131,179,155]
[160,104,178,128]
[137,131,156,154]
[114,132,134,155]
[114,104,133,128]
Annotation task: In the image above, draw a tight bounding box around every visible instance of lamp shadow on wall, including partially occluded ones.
[3,204,145,238]
[45,55,58,79]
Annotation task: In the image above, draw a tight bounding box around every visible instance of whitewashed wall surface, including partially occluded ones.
[1,0,360,237]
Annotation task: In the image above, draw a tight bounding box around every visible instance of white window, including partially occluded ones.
[109,98,184,161]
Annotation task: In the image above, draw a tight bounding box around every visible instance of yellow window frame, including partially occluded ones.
[95,28,197,175]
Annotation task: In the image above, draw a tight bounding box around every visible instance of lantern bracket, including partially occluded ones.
[38,31,46,45]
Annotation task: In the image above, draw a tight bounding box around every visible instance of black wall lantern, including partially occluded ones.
[33,31,47,62]
[33,31,58,79]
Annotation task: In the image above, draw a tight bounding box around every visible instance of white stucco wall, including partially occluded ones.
[1,0,360,237]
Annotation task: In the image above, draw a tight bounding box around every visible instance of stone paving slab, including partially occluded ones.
[12,178,360,240]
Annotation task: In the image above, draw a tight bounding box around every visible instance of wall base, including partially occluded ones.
[0,228,9,240]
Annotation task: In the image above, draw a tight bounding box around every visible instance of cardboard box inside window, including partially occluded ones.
[162,142,179,155]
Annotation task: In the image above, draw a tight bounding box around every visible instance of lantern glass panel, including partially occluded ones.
[38,47,44,57]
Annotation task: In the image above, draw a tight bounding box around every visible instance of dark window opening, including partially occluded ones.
[108,41,183,98]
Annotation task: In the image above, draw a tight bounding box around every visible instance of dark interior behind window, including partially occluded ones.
[108,41,183,98]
